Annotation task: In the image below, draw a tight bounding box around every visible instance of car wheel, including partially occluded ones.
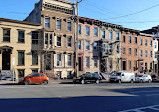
[81,80,85,84]
[140,80,143,83]
[25,80,30,85]
[118,80,121,83]
[43,80,48,85]
[96,79,99,84]
[148,79,151,83]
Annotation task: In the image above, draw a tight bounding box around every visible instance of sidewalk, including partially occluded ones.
[0,79,73,85]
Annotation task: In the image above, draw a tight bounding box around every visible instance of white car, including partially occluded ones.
[135,74,152,83]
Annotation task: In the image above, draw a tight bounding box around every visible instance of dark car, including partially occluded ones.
[73,73,102,84]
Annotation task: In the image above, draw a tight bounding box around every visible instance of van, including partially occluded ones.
[109,71,135,83]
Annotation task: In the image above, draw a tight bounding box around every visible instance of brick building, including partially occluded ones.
[121,28,154,74]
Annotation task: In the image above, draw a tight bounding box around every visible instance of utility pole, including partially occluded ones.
[75,0,82,77]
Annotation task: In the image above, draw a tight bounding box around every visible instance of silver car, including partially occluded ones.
[135,74,152,83]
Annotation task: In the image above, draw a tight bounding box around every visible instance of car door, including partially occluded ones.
[86,73,92,82]
[121,73,125,82]
[30,74,41,83]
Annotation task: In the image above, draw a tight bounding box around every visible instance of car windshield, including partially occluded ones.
[112,72,121,76]
[25,74,32,77]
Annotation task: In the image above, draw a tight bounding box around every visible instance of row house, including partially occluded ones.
[121,28,154,74]
[25,0,75,78]
[141,26,159,76]
[78,17,123,75]
[0,18,42,80]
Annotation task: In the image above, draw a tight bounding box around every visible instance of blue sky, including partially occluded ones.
[0,0,159,30]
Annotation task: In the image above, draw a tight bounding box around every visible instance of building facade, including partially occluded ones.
[25,0,76,78]
[0,18,42,80]
[121,28,154,75]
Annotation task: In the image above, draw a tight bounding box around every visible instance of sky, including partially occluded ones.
[0,0,159,31]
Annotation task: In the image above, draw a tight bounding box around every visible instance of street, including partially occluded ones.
[0,83,159,112]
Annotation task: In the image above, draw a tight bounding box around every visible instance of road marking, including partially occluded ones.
[129,90,159,93]
[119,104,159,112]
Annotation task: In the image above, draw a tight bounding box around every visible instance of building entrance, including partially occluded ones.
[2,51,11,70]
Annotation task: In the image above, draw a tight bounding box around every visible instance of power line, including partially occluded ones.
[103,3,159,20]
[0,11,29,15]
[107,20,159,24]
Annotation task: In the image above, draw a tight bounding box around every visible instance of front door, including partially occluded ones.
[2,51,10,70]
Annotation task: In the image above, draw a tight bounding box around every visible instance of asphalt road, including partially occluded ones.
[0,82,159,112]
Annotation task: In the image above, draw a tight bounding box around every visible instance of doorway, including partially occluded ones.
[122,61,126,70]
[2,51,11,70]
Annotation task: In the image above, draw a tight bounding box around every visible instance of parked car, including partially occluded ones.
[109,71,135,83]
[73,73,102,84]
[18,73,49,85]
[135,74,152,83]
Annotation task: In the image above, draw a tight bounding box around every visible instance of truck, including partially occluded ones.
[109,71,135,83]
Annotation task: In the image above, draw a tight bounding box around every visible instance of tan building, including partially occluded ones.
[121,28,154,74]
[0,18,42,80]
[25,0,75,78]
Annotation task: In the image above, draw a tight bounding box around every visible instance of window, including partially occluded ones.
[145,50,148,57]
[129,36,131,43]
[86,26,90,35]
[140,39,142,45]
[67,37,72,47]
[145,40,147,46]
[150,51,152,57]
[50,34,52,45]
[123,47,125,55]
[93,42,98,51]
[145,63,147,71]
[129,61,131,70]
[94,28,98,36]
[18,31,25,43]
[109,58,113,70]
[117,45,120,53]
[32,31,38,44]
[57,54,61,66]
[18,69,25,79]
[150,40,152,47]
[45,18,50,28]
[3,29,10,42]
[154,42,157,48]
[32,51,38,65]
[134,61,137,70]
[155,52,158,58]
[134,48,137,56]
[45,33,48,44]
[78,40,81,49]
[18,51,25,65]
[140,50,143,57]
[86,57,90,67]
[67,71,72,79]
[57,36,61,46]
[86,41,90,50]
[134,37,137,44]
[56,19,61,30]
[102,31,105,38]
[94,57,98,67]
[129,48,131,55]
[116,32,119,40]
[78,25,81,34]
[32,69,38,73]
[67,22,71,31]
[109,31,113,40]
[150,63,153,70]
[67,54,72,66]
[57,71,62,79]
[123,35,125,43]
